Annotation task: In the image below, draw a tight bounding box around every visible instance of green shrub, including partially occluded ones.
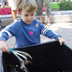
[58,0,72,10]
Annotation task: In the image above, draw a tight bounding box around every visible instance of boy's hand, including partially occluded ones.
[58,37,66,45]
[0,40,10,53]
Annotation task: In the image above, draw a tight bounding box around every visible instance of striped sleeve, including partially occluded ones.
[40,25,60,40]
[0,22,16,41]
[41,27,49,35]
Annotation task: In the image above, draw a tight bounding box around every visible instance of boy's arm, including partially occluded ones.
[40,25,60,40]
[40,24,66,45]
[0,29,13,53]
[0,21,16,41]
[0,29,13,41]
[0,22,16,53]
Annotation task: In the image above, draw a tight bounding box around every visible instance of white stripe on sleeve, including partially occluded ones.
[0,29,12,38]
[41,27,49,35]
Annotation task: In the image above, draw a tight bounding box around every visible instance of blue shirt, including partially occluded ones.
[0,19,60,48]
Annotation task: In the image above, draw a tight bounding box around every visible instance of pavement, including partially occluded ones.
[1,10,72,27]
[0,22,72,72]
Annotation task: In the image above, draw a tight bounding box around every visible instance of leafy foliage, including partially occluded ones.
[58,0,72,10]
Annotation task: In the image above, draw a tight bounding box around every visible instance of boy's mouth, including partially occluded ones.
[27,21,32,24]
[28,21,31,23]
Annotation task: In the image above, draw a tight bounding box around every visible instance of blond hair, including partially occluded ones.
[16,0,37,13]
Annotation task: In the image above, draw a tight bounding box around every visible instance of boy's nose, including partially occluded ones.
[28,16,31,19]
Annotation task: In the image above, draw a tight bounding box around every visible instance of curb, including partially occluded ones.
[0,10,72,27]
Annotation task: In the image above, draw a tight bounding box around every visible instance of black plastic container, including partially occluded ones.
[1,41,72,72]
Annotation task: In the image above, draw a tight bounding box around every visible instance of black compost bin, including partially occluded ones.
[1,41,72,72]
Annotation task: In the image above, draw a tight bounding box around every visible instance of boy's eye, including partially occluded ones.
[31,14,34,16]
[25,15,28,16]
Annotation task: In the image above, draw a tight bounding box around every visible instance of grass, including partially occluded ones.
[51,2,59,10]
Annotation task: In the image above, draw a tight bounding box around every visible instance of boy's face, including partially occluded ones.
[20,8,36,24]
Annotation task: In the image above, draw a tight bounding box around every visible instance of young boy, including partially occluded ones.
[0,0,66,53]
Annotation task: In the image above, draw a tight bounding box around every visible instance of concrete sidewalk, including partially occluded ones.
[1,10,72,27]
[0,22,72,71]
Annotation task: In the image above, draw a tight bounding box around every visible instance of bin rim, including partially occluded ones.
[1,51,4,72]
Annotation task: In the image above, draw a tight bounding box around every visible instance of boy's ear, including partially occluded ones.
[17,11,21,16]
